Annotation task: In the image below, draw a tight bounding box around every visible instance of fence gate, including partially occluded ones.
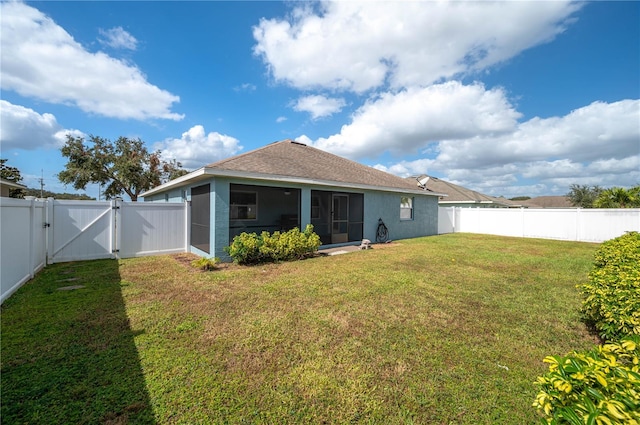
[47,200,117,264]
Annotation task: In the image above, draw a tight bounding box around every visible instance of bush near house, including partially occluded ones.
[191,256,220,271]
[534,232,640,424]
[533,335,640,425]
[225,224,321,264]
[579,231,640,341]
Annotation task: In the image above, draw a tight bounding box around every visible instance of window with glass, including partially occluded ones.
[400,196,413,220]
[230,191,257,220]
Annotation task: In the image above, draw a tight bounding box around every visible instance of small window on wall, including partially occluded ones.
[230,191,257,220]
[400,196,413,220]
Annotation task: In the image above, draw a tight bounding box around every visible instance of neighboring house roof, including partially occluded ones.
[142,140,444,198]
[410,175,518,207]
[518,196,574,208]
[0,178,27,197]
[0,178,27,190]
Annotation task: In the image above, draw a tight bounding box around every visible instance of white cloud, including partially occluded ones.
[0,100,84,150]
[370,99,640,196]
[154,125,242,169]
[373,159,436,178]
[308,81,521,158]
[434,99,640,169]
[253,1,581,92]
[276,116,287,123]
[234,83,257,92]
[292,94,346,119]
[98,26,138,50]
[0,2,182,121]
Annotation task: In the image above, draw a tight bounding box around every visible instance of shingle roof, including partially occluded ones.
[142,140,446,198]
[0,178,27,190]
[415,176,517,207]
[204,139,423,192]
[518,196,574,208]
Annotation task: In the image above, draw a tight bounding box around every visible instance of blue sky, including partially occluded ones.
[1,0,638,200]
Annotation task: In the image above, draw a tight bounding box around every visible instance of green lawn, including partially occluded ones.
[1,233,600,424]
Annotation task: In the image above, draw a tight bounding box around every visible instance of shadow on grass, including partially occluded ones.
[1,259,155,424]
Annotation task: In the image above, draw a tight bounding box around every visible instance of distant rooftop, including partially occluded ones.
[409,175,518,207]
[518,196,574,208]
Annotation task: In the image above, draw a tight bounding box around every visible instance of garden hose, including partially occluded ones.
[376,218,389,243]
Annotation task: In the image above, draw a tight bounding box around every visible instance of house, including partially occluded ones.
[141,140,444,259]
[0,178,27,198]
[410,175,519,208]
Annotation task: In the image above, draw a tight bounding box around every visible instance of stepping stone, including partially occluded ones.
[57,285,85,291]
[328,250,349,256]
[57,277,80,282]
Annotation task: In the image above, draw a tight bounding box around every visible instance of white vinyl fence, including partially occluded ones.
[1,198,189,303]
[4,199,639,303]
[438,207,640,243]
[1,198,47,304]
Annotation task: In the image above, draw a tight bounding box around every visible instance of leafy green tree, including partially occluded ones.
[58,135,188,201]
[594,186,638,208]
[0,159,25,198]
[566,184,602,208]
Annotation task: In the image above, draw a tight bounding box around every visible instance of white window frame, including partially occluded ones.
[400,196,414,220]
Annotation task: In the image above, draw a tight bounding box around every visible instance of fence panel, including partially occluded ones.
[1,198,47,303]
[522,209,578,240]
[456,208,524,237]
[441,207,640,242]
[577,209,640,243]
[438,207,455,234]
[117,201,188,258]
[49,200,114,263]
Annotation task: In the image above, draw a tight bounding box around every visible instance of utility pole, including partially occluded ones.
[38,170,45,198]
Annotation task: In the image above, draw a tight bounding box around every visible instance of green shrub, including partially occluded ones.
[191,256,220,271]
[579,231,640,340]
[225,231,263,264]
[533,335,640,425]
[225,224,321,265]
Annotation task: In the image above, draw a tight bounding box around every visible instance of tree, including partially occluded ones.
[58,135,188,201]
[566,184,602,208]
[23,188,94,200]
[594,186,639,208]
[0,159,25,198]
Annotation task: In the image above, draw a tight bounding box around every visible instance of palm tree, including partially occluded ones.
[594,187,633,208]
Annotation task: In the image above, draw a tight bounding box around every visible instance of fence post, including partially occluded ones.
[454,207,459,233]
[28,198,35,279]
[184,200,191,252]
[576,208,581,242]
[45,198,54,265]
[112,198,121,259]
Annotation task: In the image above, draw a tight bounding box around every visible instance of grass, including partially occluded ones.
[1,233,600,424]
